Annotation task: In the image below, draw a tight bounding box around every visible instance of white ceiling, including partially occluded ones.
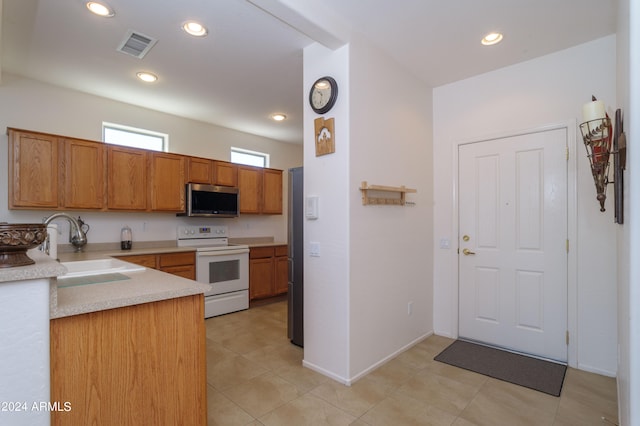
[1,0,617,145]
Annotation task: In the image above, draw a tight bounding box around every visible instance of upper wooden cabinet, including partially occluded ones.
[237,165,262,214]
[62,138,105,209]
[263,168,283,214]
[6,128,283,215]
[213,161,237,187]
[149,152,185,212]
[8,129,60,209]
[107,146,148,211]
[237,166,283,215]
[187,157,213,184]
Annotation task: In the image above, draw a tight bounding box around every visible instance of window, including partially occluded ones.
[231,147,269,168]
[103,122,167,152]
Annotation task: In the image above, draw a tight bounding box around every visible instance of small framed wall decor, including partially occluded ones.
[314,117,335,156]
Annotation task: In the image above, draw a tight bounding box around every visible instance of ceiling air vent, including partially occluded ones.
[117,30,157,59]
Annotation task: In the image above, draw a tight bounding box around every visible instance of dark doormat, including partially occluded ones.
[434,340,567,397]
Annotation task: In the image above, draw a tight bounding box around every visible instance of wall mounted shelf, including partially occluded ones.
[359,181,416,206]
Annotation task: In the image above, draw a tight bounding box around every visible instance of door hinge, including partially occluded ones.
[566,330,570,345]
[566,239,569,253]
[566,147,569,161]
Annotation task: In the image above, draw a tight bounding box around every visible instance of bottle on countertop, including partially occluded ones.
[120,225,132,250]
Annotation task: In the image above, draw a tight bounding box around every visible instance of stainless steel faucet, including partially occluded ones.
[42,213,88,253]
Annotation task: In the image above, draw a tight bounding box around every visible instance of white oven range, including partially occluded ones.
[177,225,249,318]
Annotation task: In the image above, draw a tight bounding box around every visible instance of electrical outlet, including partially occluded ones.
[408,301,413,316]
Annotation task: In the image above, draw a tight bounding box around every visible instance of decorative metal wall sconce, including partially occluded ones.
[613,108,627,224]
[579,96,626,223]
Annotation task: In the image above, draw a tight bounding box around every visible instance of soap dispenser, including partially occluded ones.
[120,225,132,250]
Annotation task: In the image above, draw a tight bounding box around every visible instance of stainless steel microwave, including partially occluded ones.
[179,183,239,218]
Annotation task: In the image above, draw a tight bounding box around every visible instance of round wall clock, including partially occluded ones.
[309,76,338,114]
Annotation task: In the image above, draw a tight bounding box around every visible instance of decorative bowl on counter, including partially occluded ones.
[0,223,47,268]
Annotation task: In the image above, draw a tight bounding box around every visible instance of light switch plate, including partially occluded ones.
[309,241,320,257]
[306,196,319,220]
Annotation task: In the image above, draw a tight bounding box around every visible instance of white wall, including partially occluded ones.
[348,35,433,379]
[617,0,640,423]
[302,42,351,381]
[0,74,303,244]
[433,35,618,375]
[302,35,433,383]
[0,278,51,426]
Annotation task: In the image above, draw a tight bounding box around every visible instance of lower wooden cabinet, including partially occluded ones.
[249,245,288,300]
[50,294,207,426]
[115,251,195,280]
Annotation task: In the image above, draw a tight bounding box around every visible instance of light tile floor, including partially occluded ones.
[205,301,618,426]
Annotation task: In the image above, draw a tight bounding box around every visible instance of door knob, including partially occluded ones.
[462,248,476,255]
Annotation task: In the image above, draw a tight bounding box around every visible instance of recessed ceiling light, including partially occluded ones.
[481,32,503,46]
[136,72,158,83]
[182,21,208,37]
[271,113,287,122]
[86,1,114,17]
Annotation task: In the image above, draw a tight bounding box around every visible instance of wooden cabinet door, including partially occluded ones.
[62,138,105,209]
[161,265,196,280]
[262,168,283,214]
[250,257,274,300]
[274,254,289,295]
[237,165,262,214]
[150,153,185,211]
[213,161,237,187]
[187,157,213,184]
[107,146,148,210]
[8,129,60,208]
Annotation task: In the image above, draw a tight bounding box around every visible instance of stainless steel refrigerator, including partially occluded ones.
[287,167,304,347]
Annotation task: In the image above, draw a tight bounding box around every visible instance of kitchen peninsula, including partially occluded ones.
[0,249,211,426]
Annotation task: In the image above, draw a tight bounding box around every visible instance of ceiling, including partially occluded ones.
[1,0,617,145]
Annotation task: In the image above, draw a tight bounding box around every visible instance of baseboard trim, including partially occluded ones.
[302,331,434,386]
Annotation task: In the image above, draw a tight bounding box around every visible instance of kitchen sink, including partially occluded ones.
[60,258,146,278]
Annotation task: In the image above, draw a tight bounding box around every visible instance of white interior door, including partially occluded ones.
[458,128,568,362]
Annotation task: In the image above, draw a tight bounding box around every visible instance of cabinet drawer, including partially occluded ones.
[116,254,157,268]
[159,252,195,268]
[161,265,196,280]
[249,246,274,259]
[274,245,288,257]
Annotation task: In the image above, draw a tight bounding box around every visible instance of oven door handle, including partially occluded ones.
[197,249,249,257]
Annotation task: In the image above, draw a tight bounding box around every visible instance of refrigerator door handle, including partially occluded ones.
[288,258,294,283]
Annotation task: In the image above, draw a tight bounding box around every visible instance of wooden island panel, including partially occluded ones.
[50,294,206,426]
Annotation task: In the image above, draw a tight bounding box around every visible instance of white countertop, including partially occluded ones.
[51,265,211,319]
[0,247,211,320]
[57,245,196,262]
[0,250,66,283]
